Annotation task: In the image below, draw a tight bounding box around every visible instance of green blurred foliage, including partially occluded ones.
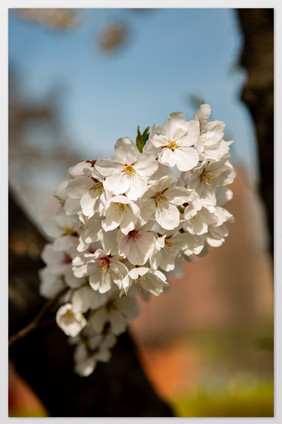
[173,380,273,417]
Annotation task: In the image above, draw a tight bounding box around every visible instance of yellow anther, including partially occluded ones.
[118,203,125,211]
[200,168,215,185]
[99,257,110,271]
[93,181,103,192]
[166,139,180,151]
[124,165,136,175]
[165,239,172,248]
[155,192,166,206]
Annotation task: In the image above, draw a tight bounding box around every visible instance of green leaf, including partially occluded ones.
[136,125,150,152]
[177,205,184,214]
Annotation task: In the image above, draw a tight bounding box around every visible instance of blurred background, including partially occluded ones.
[8,8,273,417]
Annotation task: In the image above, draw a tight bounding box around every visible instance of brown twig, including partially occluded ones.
[9,287,69,347]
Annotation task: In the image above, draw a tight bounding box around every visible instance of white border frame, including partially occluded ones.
[2,1,281,423]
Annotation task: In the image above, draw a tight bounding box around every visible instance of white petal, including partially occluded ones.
[104,173,130,196]
[180,120,200,147]
[165,186,190,205]
[95,158,123,177]
[110,257,128,280]
[66,176,93,199]
[39,269,66,299]
[91,307,108,333]
[64,267,85,288]
[175,147,199,171]
[144,174,175,196]
[54,180,68,203]
[185,214,208,235]
[108,310,128,335]
[64,198,81,215]
[141,272,166,296]
[216,187,233,206]
[100,229,119,255]
[69,161,92,178]
[120,207,139,234]
[149,131,168,148]
[158,148,177,167]
[125,174,148,200]
[56,206,79,230]
[99,271,112,293]
[72,286,107,312]
[83,218,102,243]
[56,303,87,337]
[114,137,139,164]
[197,103,211,133]
[134,153,158,177]
[53,235,76,251]
[102,203,124,232]
[164,112,187,139]
[155,203,179,230]
[41,243,64,265]
[42,216,62,238]
[139,199,156,223]
[80,190,99,217]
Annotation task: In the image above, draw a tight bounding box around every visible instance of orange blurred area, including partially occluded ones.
[137,340,199,400]
[9,363,47,417]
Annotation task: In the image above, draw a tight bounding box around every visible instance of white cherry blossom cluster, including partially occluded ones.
[39,104,235,376]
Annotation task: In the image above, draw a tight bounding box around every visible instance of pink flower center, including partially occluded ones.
[63,254,72,264]
[99,256,111,271]
[127,230,140,240]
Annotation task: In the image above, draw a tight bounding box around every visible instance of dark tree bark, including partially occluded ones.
[9,189,174,417]
[237,9,274,256]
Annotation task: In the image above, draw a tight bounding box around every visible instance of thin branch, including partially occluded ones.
[9,287,69,347]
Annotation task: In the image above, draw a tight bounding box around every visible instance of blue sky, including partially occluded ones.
[9,8,258,178]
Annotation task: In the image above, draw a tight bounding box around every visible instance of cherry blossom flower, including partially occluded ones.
[102,195,140,234]
[65,167,107,217]
[73,248,128,294]
[117,224,157,265]
[56,303,87,337]
[184,205,216,235]
[74,332,117,376]
[186,156,236,206]
[148,112,200,171]
[194,103,231,161]
[39,104,235,377]
[71,283,108,313]
[120,266,169,298]
[88,291,139,335]
[140,175,191,230]
[95,137,158,200]
[42,206,80,251]
[150,231,203,271]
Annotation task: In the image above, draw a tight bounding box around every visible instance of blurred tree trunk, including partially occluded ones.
[9,189,174,417]
[237,9,274,256]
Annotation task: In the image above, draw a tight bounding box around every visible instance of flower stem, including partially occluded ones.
[9,287,69,348]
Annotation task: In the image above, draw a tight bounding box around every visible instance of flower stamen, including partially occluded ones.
[124,165,136,175]
[127,230,140,240]
[154,191,166,207]
[200,168,215,185]
[166,139,181,151]
[93,181,104,192]
[99,256,111,271]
